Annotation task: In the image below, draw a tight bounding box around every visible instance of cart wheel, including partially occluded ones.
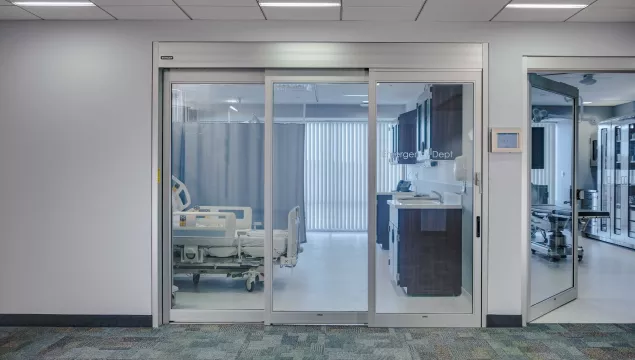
[193,274,201,285]
[578,255,583,262]
[246,279,255,292]
[531,249,536,254]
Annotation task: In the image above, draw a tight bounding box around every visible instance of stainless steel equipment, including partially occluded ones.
[586,113,635,250]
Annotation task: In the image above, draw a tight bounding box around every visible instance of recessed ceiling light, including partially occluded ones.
[506,4,588,9]
[344,94,368,97]
[361,100,369,104]
[583,101,593,104]
[13,1,95,6]
[259,2,340,7]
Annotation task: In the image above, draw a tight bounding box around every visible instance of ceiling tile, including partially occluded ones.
[182,6,264,19]
[262,7,340,20]
[419,0,509,21]
[0,6,40,19]
[493,8,580,21]
[568,7,635,21]
[174,0,258,5]
[591,0,635,7]
[344,0,422,6]
[507,0,594,4]
[343,6,418,20]
[103,5,189,19]
[25,6,114,20]
[92,0,175,5]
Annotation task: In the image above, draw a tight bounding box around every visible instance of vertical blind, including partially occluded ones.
[304,122,401,231]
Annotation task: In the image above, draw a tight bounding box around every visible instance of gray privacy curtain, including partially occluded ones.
[172,122,306,243]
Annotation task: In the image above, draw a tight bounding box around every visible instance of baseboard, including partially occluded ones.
[486,315,522,328]
[0,314,152,327]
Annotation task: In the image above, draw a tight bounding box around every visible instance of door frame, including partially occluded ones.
[521,56,635,326]
[369,70,484,328]
[152,42,489,327]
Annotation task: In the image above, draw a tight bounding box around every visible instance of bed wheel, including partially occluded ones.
[245,279,255,292]
[578,255,583,261]
[193,274,200,285]
[531,249,536,254]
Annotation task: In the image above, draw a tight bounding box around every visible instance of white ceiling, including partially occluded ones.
[1,0,634,21]
[532,73,635,106]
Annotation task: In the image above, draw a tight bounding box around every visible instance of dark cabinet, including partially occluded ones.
[391,208,462,296]
[420,85,463,161]
[376,194,392,250]
[391,109,418,164]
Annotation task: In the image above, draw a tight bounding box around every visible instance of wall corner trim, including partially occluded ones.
[0,314,152,327]
[486,314,522,328]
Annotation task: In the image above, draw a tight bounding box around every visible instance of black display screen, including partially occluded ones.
[532,127,545,170]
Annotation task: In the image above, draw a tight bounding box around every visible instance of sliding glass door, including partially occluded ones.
[264,72,370,325]
[369,71,483,327]
[164,70,267,323]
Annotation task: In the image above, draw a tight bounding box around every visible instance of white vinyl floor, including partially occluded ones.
[173,232,472,314]
[531,236,635,323]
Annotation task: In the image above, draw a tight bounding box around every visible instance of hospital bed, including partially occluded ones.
[172,206,301,293]
[530,205,609,262]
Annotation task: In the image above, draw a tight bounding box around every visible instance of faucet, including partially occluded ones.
[431,191,443,203]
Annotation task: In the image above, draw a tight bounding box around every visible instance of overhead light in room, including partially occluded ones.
[580,74,597,86]
[229,106,238,112]
[583,101,593,105]
[344,95,369,97]
[258,2,340,7]
[13,1,95,6]
[225,99,239,104]
[506,4,587,9]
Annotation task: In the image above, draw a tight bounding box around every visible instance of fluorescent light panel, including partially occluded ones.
[229,106,239,112]
[344,94,368,97]
[583,101,593,104]
[259,2,340,7]
[13,1,95,6]
[506,4,588,9]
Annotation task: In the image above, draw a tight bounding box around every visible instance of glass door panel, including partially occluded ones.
[266,75,369,324]
[528,73,580,322]
[165,70,267,323]
[370,71,482,327]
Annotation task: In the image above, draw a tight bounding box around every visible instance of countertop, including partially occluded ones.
[388,192,462,210]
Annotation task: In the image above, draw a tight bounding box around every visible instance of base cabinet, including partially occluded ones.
[389,207,463,296]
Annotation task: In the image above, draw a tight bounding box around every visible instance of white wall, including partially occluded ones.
[1,20,635,317]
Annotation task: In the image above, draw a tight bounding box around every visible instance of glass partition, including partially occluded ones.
[170,83,266,311]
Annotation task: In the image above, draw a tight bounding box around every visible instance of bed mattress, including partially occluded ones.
[174,230,288,259]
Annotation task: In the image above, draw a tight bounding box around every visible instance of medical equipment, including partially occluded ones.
[531,205,609,262]
[172,206,301,292]
[169,176,302,296]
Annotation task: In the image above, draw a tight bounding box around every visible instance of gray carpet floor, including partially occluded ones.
[1,324,635,359]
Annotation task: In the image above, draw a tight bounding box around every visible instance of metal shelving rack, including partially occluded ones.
[600,128,608,232]
[629,124,635,238]
[614,126,622,235]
